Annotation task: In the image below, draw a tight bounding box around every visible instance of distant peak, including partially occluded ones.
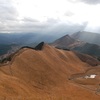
[64,34,70,37]
[35,42,44,50]
[65,34,69,36]
[61,34,72,40]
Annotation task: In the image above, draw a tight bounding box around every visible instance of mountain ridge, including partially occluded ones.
[1,43,100,66]
[51,34,100,58]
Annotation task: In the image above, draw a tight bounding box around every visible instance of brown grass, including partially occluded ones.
[0,44,99,99]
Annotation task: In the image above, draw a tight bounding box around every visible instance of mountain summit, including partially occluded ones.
[51,35,75,48]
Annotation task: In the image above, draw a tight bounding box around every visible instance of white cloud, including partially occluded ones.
[0,0,100,33]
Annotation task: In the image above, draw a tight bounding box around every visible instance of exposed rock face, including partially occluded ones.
[35,42,44,50]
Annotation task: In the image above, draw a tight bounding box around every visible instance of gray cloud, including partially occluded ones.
[22,17,39,22]
[64,11,74,17]
[0,0,18,32]
[80,0,100,5]
[48,22,88,36]
[0,0,18,21]
[68,0,100,5]
[0,16,88,35]
[0,11,60,33]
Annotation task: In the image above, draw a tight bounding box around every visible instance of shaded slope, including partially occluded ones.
[74,51,100,66]
[52,35,75,48]
[0,44,100,99]
[73,43,100,57]
[51,34,85,50]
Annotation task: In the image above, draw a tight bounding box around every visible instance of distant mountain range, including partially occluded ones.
[0,33,57,45]
[0,43,20,56]
[0,31,100,59]
[51,32,100,58]
[71,31,100,46]
[0,33,58,57]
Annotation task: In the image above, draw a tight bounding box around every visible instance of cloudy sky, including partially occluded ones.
[0,0,100,34]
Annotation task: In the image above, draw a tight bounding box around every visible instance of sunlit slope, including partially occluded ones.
[0,44,100,99]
